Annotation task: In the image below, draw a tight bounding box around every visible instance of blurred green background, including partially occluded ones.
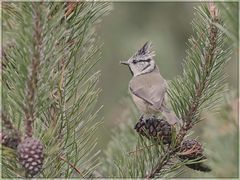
[95,2,238,177]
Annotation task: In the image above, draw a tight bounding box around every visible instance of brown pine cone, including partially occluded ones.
[179,139,211,172]
[179,139,203,160]
[17,137,44,177]
[134,117,172,144]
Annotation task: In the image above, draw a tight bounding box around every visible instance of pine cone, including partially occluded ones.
[134,117,172,144]
[0,131,20,150]
[17,137,44,177]
[179,139,203,160]
[179,139,211,172]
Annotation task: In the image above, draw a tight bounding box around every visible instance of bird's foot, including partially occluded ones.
[151,115,157,120]
[139,115,144,122]
[139,114,158,122]
[134,115,145,130]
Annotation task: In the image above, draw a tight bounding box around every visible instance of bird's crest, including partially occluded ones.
[133,41,156,60]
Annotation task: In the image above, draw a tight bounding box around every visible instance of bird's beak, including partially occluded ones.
[120,60,129,65]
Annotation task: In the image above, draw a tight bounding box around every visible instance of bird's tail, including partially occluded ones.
[161,104,182,125]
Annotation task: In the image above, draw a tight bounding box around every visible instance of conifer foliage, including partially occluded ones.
[1,2,235,178]
[2,2,110,178]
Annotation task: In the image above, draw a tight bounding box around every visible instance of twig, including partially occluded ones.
[59,156,84,177]
[145,150,175,178]
[24,3,42,137]
[65,2,78,17]
[176,2,220,145]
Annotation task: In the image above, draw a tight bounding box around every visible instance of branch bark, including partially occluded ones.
[24,3,42,137]
[176,3,220,145]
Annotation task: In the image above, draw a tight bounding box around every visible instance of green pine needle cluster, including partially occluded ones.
[168,4,231,126]
[217,2,238,44]
[198,91,238,178]
[2,2,111,178]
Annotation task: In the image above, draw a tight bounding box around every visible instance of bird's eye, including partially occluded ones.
[132,60,137,64]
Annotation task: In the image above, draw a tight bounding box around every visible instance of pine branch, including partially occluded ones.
[2,2,111,177]
[145,3,230,178]
[145,151,174,178]
[24,3,42,138]
[175,3,228,144]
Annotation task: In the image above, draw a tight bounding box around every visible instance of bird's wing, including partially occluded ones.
[129,72,167,110]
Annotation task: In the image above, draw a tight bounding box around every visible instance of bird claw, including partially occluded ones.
[139,115,158,124]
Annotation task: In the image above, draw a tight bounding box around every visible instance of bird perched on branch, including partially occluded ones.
[120,41,181,125]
